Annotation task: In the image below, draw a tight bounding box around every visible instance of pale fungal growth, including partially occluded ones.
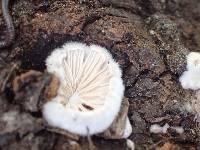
[149,124,162,134]
[126,139,135,150]
[43,42,124,135]
[122,118,132,138]
[186,52,200,70]
[180,52,200,120]
[179,52,200,90]
[150,123,184,134]
[170,126,184,134]
[150,123,169,134]
[184,102,194,113]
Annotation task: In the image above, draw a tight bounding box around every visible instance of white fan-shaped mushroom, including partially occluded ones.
[43,42,124,135]
[179,52,200,90]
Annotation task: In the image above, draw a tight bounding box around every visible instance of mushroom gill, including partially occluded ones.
[58,48,112,112]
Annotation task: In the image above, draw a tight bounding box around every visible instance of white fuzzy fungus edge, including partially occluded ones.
[179,52,200,90]
[43,42,124,135]
[122,117,132,138]
[126,139,135,150]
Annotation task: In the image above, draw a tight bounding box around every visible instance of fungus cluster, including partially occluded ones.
[179,52,200,90]
[43,42,130,136]
[179,52,200,118]
[150,123,184,134]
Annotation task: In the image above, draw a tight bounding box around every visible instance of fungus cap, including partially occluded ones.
[186,52,200,70]
[179,52,200,90]
[43,42,124,135]
[179,70,200,90]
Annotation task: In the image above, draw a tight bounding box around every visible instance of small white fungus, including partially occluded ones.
[171,126,184,134]
[150,123,184,134]
[179,52,200,90]
[150,123,169,134]
[162,123,170,133]
[126,139,135,150]
[43,42,124,135]
[150,124,163,133]
[122,118,132,138]
[188,90,200,120]
[184,102,194,113]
